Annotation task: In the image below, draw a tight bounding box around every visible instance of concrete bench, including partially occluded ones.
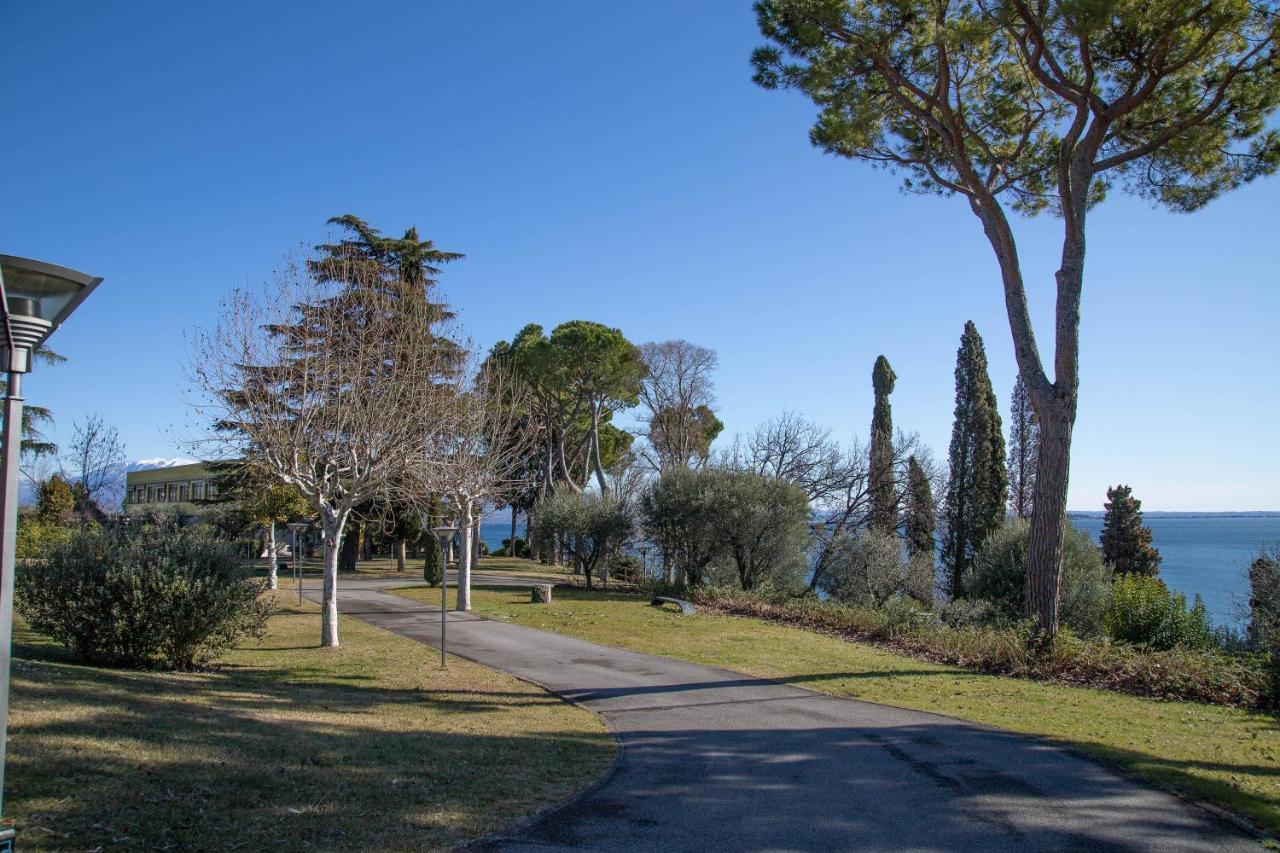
[650,595,696,615]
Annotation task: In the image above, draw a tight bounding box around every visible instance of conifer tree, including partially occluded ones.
[868,355,897,534]
[422,495,444,586]
[902,456,935,559]
[1100,485,1161,576]
[1007,375,1038,519]
[942,322,1006,598]
[1248,551,1280,650]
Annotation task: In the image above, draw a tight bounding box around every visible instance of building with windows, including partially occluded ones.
[124,462,221,516]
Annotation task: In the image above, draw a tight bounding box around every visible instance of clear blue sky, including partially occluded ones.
[2,1,1276,510]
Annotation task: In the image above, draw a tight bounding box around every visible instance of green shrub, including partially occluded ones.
[939,597,1007,629]
[1106,573,1216,651]
[966,518,1111,635]
[16,524,270,670]
[16,517,75,560]
[692,587,1265,707]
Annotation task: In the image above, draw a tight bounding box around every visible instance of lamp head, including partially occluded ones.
[0,255,101,373]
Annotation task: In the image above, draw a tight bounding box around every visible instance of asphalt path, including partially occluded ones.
[306,575,1260,852]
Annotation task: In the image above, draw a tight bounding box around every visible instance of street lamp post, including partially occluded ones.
[0,256,101,842]
[639,546,650,581]
[431,524,457,668]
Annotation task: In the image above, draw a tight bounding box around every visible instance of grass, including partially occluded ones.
[7,591,614,851]
[391,583,1280,836]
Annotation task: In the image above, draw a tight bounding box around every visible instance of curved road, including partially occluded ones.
[310,577,1259,852]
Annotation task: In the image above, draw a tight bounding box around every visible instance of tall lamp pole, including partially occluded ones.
[432,524,457,668]
[0,256,101,843]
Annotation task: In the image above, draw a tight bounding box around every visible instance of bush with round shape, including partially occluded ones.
[819,528,907,607]
[16,517,75,561]
[1106,573,1215,651]
[16,523,270,670]
[965,518,1111,636]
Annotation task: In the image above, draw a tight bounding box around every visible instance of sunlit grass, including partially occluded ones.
[8,591,613,851]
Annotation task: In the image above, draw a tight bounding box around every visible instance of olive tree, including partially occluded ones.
[754,0,1280,634]
[532,491,632,589]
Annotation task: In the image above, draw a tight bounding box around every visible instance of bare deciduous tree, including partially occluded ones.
[420,355,537,612]
[190,257,455,647]
[66,413,126,520]
[727,412,942,591]
[637,340,721,471]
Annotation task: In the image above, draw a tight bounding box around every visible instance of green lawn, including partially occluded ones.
[7,591,613,851]
[393,584,1280,836]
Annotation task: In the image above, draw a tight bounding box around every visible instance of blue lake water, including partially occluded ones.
[479,521,524,553]
[1069,513,1279,629]
[481,515,1279,629]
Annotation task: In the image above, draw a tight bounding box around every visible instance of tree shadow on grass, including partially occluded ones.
[8,640,612,851]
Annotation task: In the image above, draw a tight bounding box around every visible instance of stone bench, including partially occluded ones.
[650,595,696,615]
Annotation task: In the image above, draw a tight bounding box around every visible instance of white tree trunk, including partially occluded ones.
[460,494,481,607]
[321,511,344,647]
[456,506,473,612]
[266,521,278,590]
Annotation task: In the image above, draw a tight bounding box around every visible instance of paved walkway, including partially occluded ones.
[309,578,1260,852]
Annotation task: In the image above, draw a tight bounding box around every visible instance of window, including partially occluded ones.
[192,481,204,500]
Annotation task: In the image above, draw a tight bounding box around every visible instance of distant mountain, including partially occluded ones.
[127,457,199,472]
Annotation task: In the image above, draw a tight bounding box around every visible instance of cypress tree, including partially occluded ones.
[868,355,898,534]
[941,322,1007,598]
[422,495,443,586]
[903,456,935,558]
[1100,485,1161,576]
[1007,375,1038,519]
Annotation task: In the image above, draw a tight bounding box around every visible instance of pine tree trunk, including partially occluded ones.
[976,181,1085,638]
[510,509,519,558]
[1025,408,1072,635]
[395,539,407,572]
[589,401,609,495]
